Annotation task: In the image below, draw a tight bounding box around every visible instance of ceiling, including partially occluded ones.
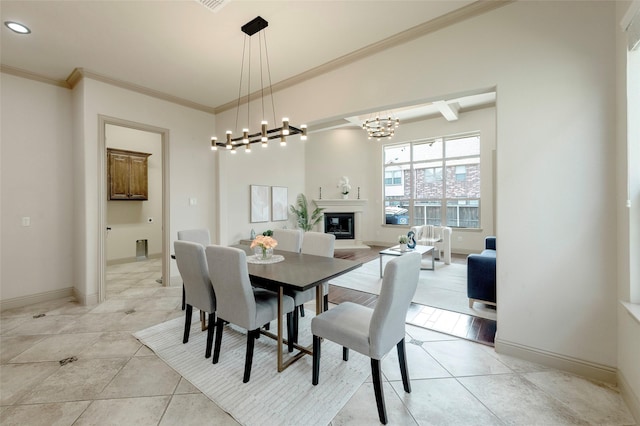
[0,0,497,127]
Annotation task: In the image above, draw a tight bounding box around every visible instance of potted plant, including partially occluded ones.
[398,234,409,251]
[289,193,325,232]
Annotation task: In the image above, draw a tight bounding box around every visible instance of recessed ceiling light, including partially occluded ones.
[4,21,31,34]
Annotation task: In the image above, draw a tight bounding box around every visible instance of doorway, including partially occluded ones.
[98,116,170,303]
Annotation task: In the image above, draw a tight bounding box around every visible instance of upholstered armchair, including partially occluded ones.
[467,236,496,308]
[409,225,453,264]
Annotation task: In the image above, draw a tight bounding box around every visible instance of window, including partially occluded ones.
[384,170,403,186]
[383,133,481,228]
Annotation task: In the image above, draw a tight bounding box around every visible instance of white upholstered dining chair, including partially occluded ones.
[177,229,212,311]
[205,245,295,383]
[173,241,216,359]
[288,231,335,344]
[311,252,421,424]
[271,228,303,253]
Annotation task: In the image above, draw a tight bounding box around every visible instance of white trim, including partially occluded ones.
[98,115,171,303]
[621,301,640,323]
[618,369,640,424]
[621,0,640,31]
[494,338,617,384]
[0,288,75,311]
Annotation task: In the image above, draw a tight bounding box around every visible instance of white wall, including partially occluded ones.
[106,125,163,261]
[215,137,305,246]
[74,78,216,303]
[0,74,74,303]
[617,0,640,416]
[215,1,620,376]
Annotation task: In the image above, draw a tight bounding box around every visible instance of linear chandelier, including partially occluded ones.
[211,16,307,153]
[362,113,400,140]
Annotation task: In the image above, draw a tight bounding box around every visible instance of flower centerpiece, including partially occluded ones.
[338,176,352,199]
[250,235,278,260]
[398,234,409,251]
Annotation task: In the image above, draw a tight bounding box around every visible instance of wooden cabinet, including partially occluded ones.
[107,148,151,200]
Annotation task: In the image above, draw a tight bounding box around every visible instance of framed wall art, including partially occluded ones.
[250,185,270,223]
[271,186,288,221]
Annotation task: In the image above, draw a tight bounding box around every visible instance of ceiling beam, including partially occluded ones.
[434,101,460,121]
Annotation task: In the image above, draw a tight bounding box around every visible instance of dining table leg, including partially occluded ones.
[315,284,324,315]
[277,286,283,372]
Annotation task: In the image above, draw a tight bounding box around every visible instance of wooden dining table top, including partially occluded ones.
[232,244,361,292]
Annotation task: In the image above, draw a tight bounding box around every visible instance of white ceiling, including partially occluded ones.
[0,0,496,126]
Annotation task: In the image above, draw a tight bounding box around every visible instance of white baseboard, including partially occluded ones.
[107,253,162,266]
[0,287,75,311]
[72,287,98,306]
[494,338,617,384]
[618,370,640,423]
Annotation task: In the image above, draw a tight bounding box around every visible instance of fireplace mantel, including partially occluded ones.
[312,199,367,212]
[313,199,369,249]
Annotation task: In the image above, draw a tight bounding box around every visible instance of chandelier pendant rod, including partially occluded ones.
[210,16,307,152]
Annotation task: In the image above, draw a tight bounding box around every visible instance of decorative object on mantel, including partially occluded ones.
[362,111,400,140]
[210,16,307,153]
[319,187,322,200]
[407,230,416,249]
[250,235,278,260]
[357,187,360,199]
[338,176,351,199]
[398,234,409,252]
[290,193,324,231]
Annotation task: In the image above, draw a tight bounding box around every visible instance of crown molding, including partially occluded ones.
[1,65,215,114]
[214,0,514,114]
[2,1,512,117]
[0,64,71,88]
[67,68,216,114]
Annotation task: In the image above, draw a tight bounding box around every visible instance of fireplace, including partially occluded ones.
[313,198,369,249]
[324,213,355,240]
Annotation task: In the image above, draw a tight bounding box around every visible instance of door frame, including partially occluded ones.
[97,115,171,302]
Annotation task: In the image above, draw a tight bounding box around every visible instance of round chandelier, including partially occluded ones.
[362,115,400,140]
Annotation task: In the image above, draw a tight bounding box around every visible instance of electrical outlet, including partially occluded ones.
[22,216,31,227]
[189,197,197,206]
[147,217,154,224]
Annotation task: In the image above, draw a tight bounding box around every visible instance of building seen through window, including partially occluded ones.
[383,133,481,228]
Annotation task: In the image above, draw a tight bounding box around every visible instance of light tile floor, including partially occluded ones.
[0,259,636,425]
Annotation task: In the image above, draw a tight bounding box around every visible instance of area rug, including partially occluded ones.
[133,314,369,426]
[329,258,497,321]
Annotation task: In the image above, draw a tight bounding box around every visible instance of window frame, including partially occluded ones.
[383,132,481,229]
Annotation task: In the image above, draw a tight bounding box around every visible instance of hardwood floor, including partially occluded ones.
[330,245,497,346]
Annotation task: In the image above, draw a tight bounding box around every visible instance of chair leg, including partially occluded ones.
[312,335,321,385]
[212,318,224,364]
[243,329,259,383]
[343,347,349,361]
[299,304,305,317]
[205,312,215,358]
[292,307,300,345]
[183,304,193,344]
[397,338,411,393]
[287,312,294,353]
[323,294,329,312]
[371,358,388,425]
[200,311,206,331]
[181,283,186,310]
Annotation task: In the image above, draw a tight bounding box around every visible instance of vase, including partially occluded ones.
[342,194,348,199]
[399,243,408,252]
[254,246,273,260]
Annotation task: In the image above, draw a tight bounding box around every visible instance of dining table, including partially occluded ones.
[233,244,361,372]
